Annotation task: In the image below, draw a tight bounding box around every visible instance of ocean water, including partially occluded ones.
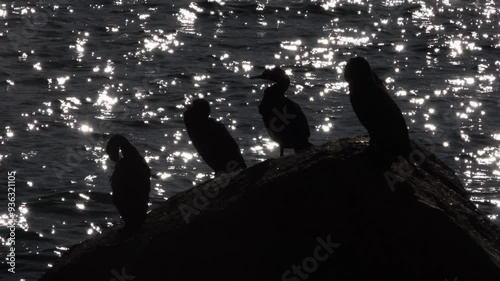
[0,0,499,279]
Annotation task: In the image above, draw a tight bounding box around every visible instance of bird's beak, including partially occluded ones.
[250,74,263,79]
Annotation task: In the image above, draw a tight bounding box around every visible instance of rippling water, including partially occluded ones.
[1,0,499,279]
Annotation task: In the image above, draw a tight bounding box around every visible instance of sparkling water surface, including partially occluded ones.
[0,0,499,279]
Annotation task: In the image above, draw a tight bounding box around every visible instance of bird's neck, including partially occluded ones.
[275,77,290,92]
[348,81,364,92]
[120,141,140,159]
[264,80,289,98]
[349,75,379,91]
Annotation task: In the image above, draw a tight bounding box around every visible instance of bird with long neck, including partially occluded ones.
[251,67,312,157]
[344,57,411,161]
[106,135,151,232]
[184,98,247,173]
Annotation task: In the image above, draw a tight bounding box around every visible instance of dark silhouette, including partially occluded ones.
[251,67,312,156]
[106,135,150,231]
[344,57,411,160]
[183,99,247,173]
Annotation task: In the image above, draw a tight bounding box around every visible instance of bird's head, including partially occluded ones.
[344,57,372,83]
[186,98,211,119]
[106,134,129,162]
[250,67,289,83]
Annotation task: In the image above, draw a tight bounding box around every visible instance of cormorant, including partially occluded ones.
[251,67,312,156]
[344,57,411,160]
[106,135,151,231]
[183,99,247,173]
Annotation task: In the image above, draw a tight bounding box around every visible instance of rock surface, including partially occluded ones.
[40,136,500,281]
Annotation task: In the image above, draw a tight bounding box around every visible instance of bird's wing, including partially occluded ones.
[111,157,150,207]
[287,98,311,138]
[212,120,247,169]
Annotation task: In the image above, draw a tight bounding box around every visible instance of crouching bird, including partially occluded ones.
[183,98,247,173]
[106,135,150,232]
[251,67,312,157]
[344,57,411,161]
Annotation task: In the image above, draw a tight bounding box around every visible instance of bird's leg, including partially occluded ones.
[280,146,284,157]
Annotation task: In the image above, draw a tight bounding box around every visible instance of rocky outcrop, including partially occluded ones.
[40,136,500,281]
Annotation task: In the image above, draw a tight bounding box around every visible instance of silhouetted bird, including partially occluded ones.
[251,67,312,156]
[106,135,150,231]
[183,99,247,173]
[344,57,411,160]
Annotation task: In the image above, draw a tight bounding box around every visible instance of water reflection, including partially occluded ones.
[1,0,500,278]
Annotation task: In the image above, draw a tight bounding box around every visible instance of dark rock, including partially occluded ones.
[40,136,500,281]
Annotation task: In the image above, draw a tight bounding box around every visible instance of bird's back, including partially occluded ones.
[349,76,410,157]
[259,89,310,149]
[111,154,150,228]
[185,116,246,173]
